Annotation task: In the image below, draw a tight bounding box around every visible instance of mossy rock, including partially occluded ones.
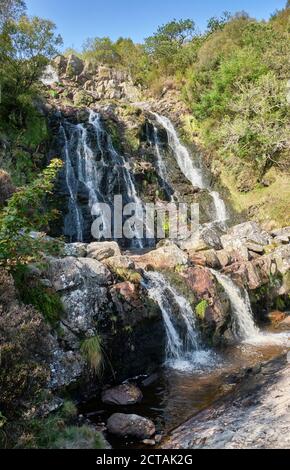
[73,91,95,107]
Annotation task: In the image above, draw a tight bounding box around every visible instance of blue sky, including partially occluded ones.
[25,0,286,50]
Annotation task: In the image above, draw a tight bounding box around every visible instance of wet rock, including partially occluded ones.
[141,373,159,387]
[107,413,155,440]
[267,311,287,325]
[279,315,290,329]
[102,384,143,405]
[111,282,139,305]
[181,267,230,337]
[87,241,121,261]
[142,439,156,446]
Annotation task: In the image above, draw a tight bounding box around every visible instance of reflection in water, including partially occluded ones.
[81,327,289,449]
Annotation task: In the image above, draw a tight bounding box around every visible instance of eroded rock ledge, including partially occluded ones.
[162,356,290,449]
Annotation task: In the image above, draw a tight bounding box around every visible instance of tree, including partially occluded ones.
[145,19,196,72]
[0,0,26,29]
[0,15,62,127]
[82,36,120,65]
[207,12,231,34]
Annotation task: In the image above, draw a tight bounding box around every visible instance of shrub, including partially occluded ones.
[195,300,209,319]
[0,268,51,416]
[0,158,62,267]
[0,170,15,207]
[13,266,64,326]
[80,336,104,376]
[15,401,106,449]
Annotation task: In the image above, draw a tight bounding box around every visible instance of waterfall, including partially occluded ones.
[152,113,228,224]
[144,271,215,371]
[209,191,228,225]
[59,110,147,247]
[211,270,260,341]
[60,125,83,242]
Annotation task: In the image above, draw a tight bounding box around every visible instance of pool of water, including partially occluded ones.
[80,327,290,449]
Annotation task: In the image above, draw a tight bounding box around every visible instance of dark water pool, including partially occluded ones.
[79,328,290,449]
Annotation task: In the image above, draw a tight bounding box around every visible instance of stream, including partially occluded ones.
[80,324,289,449]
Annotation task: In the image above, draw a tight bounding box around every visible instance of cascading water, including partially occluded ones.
[144,271,215,371]
[60,125,83,242]
[211,270,260,340]
[59,110,147,247]
[211,269,290,346]
[152,113,228,224]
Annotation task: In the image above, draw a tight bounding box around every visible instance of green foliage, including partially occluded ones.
[0,13,62,129]
[15,401,106,449]
[13,266,63,326]
[195,300,209,319]
[181,9,290,183]
[113,267,142,284]
[145,19,197,74]
[0,268,51,416]
[0,159,63,267]
[0,0,26,28]
[80,336,104,376]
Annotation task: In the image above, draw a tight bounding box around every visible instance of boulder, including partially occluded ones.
[222,222,271,250]
[181,267,230,336]
[107,413,155,440]
[103,255,136,271]
[271,227,290,240]
[279,316,290,329]
[53,55,67,75]
[102,384,143,406]
[47,257,111,339]
[66,54,84,76]
[64,243,87,258]
[87,241,121,262]
[131,243,188,270]
[181,227,222,252]
[267,311,287,325]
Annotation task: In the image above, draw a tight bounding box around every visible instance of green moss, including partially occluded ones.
[113,267,142,284]
[124,128,140,152]
[73,91,94,107]
[162,270,196,306]
[80,336,104,376]
[195,299,209,319]
[105,120,123,153]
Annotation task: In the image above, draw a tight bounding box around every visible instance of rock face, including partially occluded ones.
[221,221,271,251]
[181,267,230,339]
[107,413,155,440]
[102,384,143,406]
[163,358,290,450]
[43,252,165,389]
[51,55,141,103]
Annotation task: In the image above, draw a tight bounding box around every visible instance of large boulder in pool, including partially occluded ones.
[102,384,143,406]
[107,413,155,440]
